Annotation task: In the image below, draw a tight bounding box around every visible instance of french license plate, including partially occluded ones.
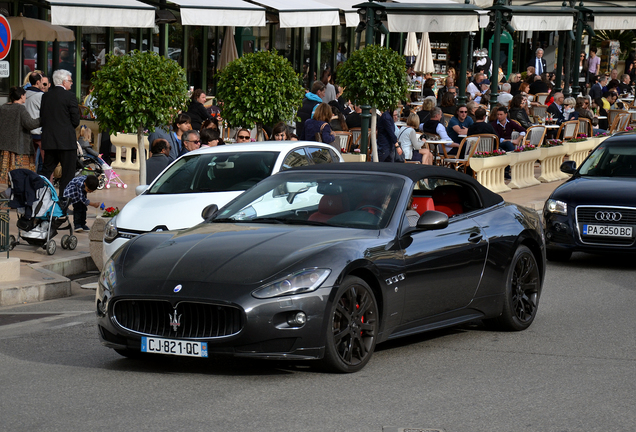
[141,336,208,358]
[582,225,633,237]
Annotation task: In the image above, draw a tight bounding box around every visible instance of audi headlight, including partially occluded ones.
[252,268,331,299]
[103,216,118,243]
[545,199,567,215]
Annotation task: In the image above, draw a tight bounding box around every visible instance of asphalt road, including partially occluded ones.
[0,254,634,432]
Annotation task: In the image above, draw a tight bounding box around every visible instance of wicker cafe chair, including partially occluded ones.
[333,131,352,153]
[608,109,624,127]
[349,127,361,149]
[530,105,548,123]
[618,112,631,132]
[442,113,453,127]
[534,93,550,105]
[522,125,547,148]
[474,134,499,153]
[557,120,579,141]
[629,109,636,126]
[578,118,593,137]
[442,135,480,173]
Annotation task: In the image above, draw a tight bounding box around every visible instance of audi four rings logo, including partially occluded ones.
[595,211,622,221]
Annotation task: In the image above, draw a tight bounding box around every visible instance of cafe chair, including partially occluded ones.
[578,118,593,137]
[530,105,548,123]
[522,125,547,148]
[442,135,480,173]
[349,127,361,149]
[534,93,550,105]
[333,131,352,153]
[557,120,579,141]
[608,109,625,127]
[618,112,631,132]
[442,113,453,127]
[474,134,500,153]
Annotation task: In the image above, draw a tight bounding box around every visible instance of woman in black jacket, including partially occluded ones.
[186,89,212,131]
[508,94,533,129]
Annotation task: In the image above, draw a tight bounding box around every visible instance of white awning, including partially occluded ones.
[510,14,573,31]
[252,0,340,28]
[49,0,156,28]
[169,0,266,27]
[313,0,361,27]
[344,12,359,27]
[593,15,636,30]
[387,14,479,32]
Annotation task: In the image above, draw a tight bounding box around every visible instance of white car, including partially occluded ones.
[102,141,344,265]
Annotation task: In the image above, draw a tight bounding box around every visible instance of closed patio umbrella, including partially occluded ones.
[218,27,238,71]
[404,32,419,57]
[7,16,75,41]
[413,32,434,74]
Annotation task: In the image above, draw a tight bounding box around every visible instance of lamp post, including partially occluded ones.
[571,3,594,97]
[457,1,472,105]
[489,0,505,109]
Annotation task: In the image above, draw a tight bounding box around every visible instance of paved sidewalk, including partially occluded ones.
[1,166,564,306]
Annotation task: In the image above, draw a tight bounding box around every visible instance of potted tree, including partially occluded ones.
[337,45,408,162]
[92,50,189,185]
[216,50,305,141]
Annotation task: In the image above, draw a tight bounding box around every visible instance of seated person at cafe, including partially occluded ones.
[437,76,456,105]
[467,107,497,136]
[491,106,525,151]
[423,107,460,155]
[508,94,533,129]
[446,104,474,145]
[591,98,609,130]
[618,74,633,95]
[417,97,437,129]
[440,91,457,115]
[346,104,362,129]
[602,91,620,110]
[529,73,550,95]
[547,92,565,124]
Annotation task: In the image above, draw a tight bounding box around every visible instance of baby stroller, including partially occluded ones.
[102,162,127,189]
[6,169,77,255]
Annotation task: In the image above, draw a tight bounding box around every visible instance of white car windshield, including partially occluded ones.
[579,144,636,177]
[213,172,404,230]
[147,151,279,194]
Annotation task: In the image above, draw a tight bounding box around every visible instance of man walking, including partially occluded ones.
[25,72,46,173]
[40,69,80,195]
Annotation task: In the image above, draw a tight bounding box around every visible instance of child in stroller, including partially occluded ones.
[77,126,108,189]
[5,169,77,255]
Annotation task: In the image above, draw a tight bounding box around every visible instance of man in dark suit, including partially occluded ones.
[41,69,80,195]
[528,48,547,76]
[547,92,565,124]
[589,75,606,101]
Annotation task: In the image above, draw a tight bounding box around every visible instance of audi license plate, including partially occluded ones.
[141,336,208,357]
[582,225,633,237]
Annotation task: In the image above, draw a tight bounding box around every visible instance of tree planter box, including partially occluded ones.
[469,154,511,193]
[341,153,367,162]
[508,149,541,189]
[564,140,595,171]
[538,145,568,183]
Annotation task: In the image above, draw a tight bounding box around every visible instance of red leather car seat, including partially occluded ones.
[411,197,435,215]
[432,186,463,217]
[308,194,349,222]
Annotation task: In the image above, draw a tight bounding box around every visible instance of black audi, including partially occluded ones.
[544,132,636,262]
[97,163,546,372]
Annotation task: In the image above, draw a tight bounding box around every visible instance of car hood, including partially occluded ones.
[552,176,636,205]
[120,222,377,285]
[116,192,242,232]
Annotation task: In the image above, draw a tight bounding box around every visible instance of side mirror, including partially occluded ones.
[201,204,219,220]
[135,185,148,196]
[416,210,449,230]
[560,160,577,174]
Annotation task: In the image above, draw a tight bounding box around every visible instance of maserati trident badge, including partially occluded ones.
[173,284,182,293]
[169,309,182,331]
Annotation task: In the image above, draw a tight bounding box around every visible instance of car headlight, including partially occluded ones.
[545,199,567,215]
[103,216,118,243]
[252,268,331,299]
[96,258,117,316]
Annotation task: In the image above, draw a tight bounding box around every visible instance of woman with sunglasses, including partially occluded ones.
[579,52,589,95]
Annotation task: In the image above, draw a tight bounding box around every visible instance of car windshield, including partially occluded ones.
[579,144,636,177]
[147,151,279,194]
[213,172,404,230]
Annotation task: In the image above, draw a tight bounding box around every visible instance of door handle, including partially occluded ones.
[468,233,483,243]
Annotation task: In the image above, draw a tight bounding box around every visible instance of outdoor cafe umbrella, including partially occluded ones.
[404,32,419,57]
[413,32,434,74]
[7,16,75,41]
[218,26,238,71]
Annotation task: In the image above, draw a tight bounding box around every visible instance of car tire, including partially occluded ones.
[487,245,541,331]
[546,249,572,262]
[321,276,379,373]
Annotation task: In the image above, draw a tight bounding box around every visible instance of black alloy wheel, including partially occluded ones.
[488,245,541,331]
[321,276,378,373]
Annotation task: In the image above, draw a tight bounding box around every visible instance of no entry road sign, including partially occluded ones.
[0,15,12,61]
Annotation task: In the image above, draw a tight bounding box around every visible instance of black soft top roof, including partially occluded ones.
[291,162,504,208]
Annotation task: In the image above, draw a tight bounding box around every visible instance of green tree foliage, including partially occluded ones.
[337,45,407,160]
[216,50,305,134]
[92,51,188,183]
[337,44,408,112]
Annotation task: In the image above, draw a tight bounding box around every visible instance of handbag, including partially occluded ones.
[315,122,327,143]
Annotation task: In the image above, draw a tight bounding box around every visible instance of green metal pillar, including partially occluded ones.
[331,26,337,69]
[201,26,209,92]
[75,26,82,100]
[37,7,48,76]
[359,4,376,158]
[489,1,503,109]
[291,28,297,71]
[183,25,190,84]
[458,0,470,109]
[555,31,566,93]
[137,28,144,51]
[213,26,220,95]
[159,24,168,58]
[571,9,584,97]
[269,23,275,51]
[309,28,318,88]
